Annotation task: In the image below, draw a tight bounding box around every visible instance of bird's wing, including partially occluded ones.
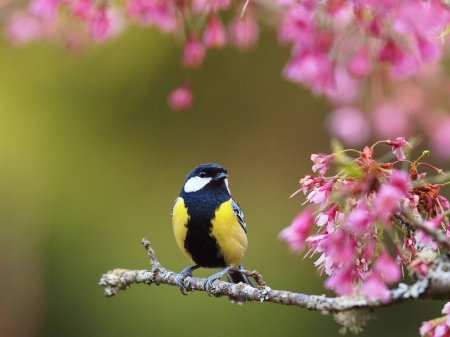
[231,199,247,233]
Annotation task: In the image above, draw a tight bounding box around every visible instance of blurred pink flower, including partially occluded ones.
[430,117,450,160]
[326,106,370,146]
[5,13,44,45]
[202,15,227,48]
[324,268,353,296]
[127,0,177,32]
[283,51,334,94]
[344,204,372,235]
[360,272,391,303]
[181,35,206,68]
[311,153,333,176]
[278,5,316,47]
[279,208,315,252]
[416,215,444,247]
[378,39,417,79]
[191,0,231,15]
[29,0,62,20]
[347,47,371,78]
[325,67,360,105]
[89,7,110,41]
[72,0,92,20]
[372,103,409,139]
[374,253,400,284]
[389,169,411,195]
[373,184,404,222]
[167,84,193,111]
[228,15,259,51]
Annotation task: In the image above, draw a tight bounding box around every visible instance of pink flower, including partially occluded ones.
[315,204,340,233]
[89,7,110,41]
[191,0,231,15]
[324,67,360,105]
[283,51,335,94]
[5,13,44,45]
[311,153,333,176]
[344,204,372,235]
[390,137,412,161]
[306,179,334,208]
[442,302,450,315]
[29,0,62,20]
[279,208,315,252]
[202,15,227,48]
[378,39,417,79]
[373,184,404,222]
[389,169,411,195]
[372,103,409,140]
[373,253,400,284]
[414,34,442,63]
[360,272,391,303]
[419,321,435,337]
[347,47,371,78]
[228,15,259,51]
[416,215,444,247]
[324,267,353,296]
[127,0,177,32]
[278,5,316,47]
[72,0,92,20]
[319,230,356,266]
[181,35,206,68]
[326,106,370,146]
[167,84,193,111]
[430,117,450,160]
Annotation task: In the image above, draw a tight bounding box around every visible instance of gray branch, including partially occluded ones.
[99,238,450,314]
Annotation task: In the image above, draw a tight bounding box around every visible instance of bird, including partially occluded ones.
[171,163,254,303]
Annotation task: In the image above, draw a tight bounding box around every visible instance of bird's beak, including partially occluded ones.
[214,172,228,180]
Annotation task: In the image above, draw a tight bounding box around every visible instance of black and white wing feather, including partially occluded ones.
[232,199,247,233]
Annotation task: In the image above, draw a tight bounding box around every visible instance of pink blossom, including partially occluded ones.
[228,15,259,51]
[127,0,177,32]
[72,0,92,20]
[181,35,206,68]
[344,204,372,235]
[390,137,412,161]
[167,84,193,111]
[306,180,334,208]
[326,106,370,146]
[443,302,450,315]
[373,184,404,221]
[315,204,340,233]
[283,51,334,94]
[191,0,231,15]
[372,103,409,140]
[311,153,333,176]
[374,253,400,284]
[324,67,360,105]
[378,39,417,79]
[430,117,450,160]
[89,7,110,41]
[29,0,62,20]
[318,230,356,266]
[5,13,44,45]
[419,321,435,337]
[279,208,315,252]
[360,272,391,303]
[202,15,227,48]
[389,169,411,195]
[278,6,316,47]
[416,215,444,247]
[414,34,442,63]
[324,267,353,296]
[347,47,371,78]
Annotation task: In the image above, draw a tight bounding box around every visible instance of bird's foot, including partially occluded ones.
[176,266,198,295]
[204,266,233,296]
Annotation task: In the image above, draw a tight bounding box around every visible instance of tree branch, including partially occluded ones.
[99,238,450,314]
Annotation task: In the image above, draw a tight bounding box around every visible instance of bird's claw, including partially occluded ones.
[204,276,219,297]
[176,269,193,295]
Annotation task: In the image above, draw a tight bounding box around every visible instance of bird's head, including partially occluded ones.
[183,163,230,194]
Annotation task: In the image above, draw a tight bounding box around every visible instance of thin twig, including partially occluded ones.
[99,238,450,313]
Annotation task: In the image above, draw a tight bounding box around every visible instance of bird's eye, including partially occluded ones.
[199,172,206,178]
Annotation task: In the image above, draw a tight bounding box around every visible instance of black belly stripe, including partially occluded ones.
[181,185,230,268]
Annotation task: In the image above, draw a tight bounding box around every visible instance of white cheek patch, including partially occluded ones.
[184,176,212,193]
[224,178,231,195]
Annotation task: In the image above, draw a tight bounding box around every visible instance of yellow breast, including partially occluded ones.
[171,197,192,260]
[210,199,248,268]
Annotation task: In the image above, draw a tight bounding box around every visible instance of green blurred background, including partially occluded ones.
[0,25,445,337]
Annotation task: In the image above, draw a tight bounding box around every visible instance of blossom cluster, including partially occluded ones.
[279,138,450,309]
[4,1,450,157]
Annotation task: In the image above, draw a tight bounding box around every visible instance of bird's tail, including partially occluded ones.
[226,264,254,304]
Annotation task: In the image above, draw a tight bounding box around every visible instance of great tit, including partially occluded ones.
[171,163,253,303]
